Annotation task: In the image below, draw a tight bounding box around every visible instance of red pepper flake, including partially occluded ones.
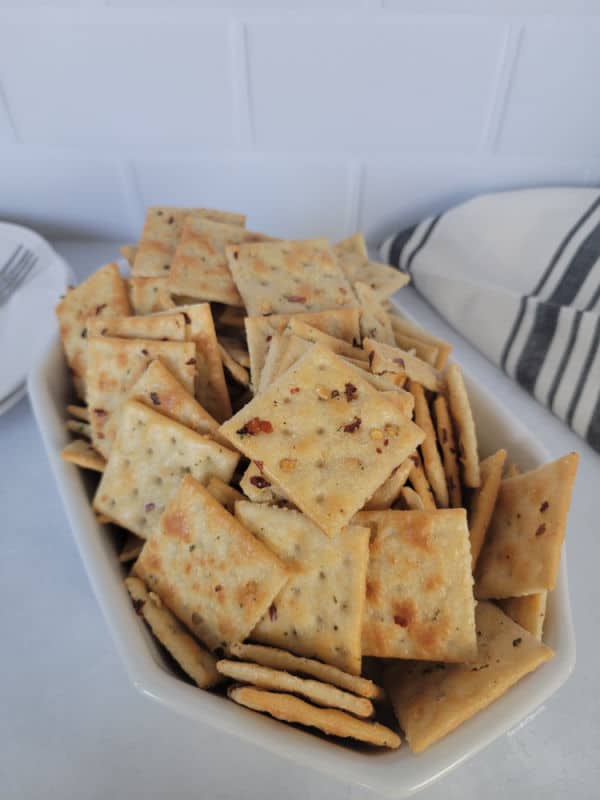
[132,598,145,616]
[167,216,174,224]
[93,408,107,417]
[393,357,405,368]
[101,328,108,335]
[535,524,546,537]
[182,312,191,324]
[394,615,408,627]
[95,303,107,315]
[149,392,160,406]
[141,348,149,356]
[185,358,196,365]
[284,295,306,303]
[214,584,222,593]
[268,603,277,621]
[384,438,389,447]
[266,335,272,343]
[540,501,549,513]
[330,389,340,399]
[344,382,357,402]
[250,475,271,489]
[290,387,300,394]
[368,350,375,368]
[410,453,420,467]
[342,416,362,433]
[144,502,155,512]
[237,417,273,436]
[81,328,87,339]
[512,638,522,647]
[376,447,382,454]
[254,460,264,471]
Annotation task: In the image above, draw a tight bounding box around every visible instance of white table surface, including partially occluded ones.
[1,239,599,800]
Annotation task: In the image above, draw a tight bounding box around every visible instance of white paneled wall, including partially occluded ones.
[0,4,598,246]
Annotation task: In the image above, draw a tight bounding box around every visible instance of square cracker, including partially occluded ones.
[284,318,367,361]
[132,206,245,278]
[355,281,395,345]
[335,233,368,259]
[216,660,373,718]
[235,501,370,675]
[219,345,425,537]
[168,217,272,306]
[388,311,452,370]
[432,395,462,508]
[256,334,288,395]
[446,363,480,488]
[61,439,105,472]
[364,338,442,393]
[125,577,220,689]
[86,336,197,458]
[94,400,239,539]
[227,238,355,317]
[355,509,476,661]
[363,458,413,511]
[134,475,287,650]
[392,331,439,366]
[129,277,176,315]
[229,642,384,701]
[239,461,290,505]
[408,453,436,511]
[409,381,449,508]
[334,239,410,300]
[385,601,553,753]
[56,262,131,398]
[475,452,578,598]
[399,486,425,510]
[498,593,547,641]
[206,476,244,514]
[228,685,401,748]
[86,313,186,342]
[468,449,507,570]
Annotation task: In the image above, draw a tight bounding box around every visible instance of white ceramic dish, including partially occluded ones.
[28,333,576,799]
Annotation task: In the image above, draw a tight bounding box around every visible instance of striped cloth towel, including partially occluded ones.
[381,187,600,454]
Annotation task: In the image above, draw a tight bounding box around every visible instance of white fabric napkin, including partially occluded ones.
[381,187,600,454]
[0,222,72,414]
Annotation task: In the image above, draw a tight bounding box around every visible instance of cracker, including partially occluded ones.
[388,312,452,370]
[407,453,436,511]
[125,577,220,689]
[364,339,441,393]
[342,362,415,412]
[219,343,250,386]
[168,217,272,305]
[229,642,384,701]
[228,686,401,749]
[219,345,425,537]
[392,332,439,366]
[206,476,245,514]
[335,233,368,259]
[61,439,105,472]
[446,363,481,489]
[86,313,186,342]
[94,400,239,539]
[355,509,476,661]
[498,593,547,641]
[127,359,223,443]
[354,282,395,345]
[256,334,288,394]
[475,453,578,598]
[409,381,449,508]
[240,461,290,505]
[171,303,231,422]
[385,601,553,753]
[270,335,313,384]
[66,420,92,439]
[227,239,355,317]
[235,502,369,675]
[132,207,245,278]
[285,319,367,361]
[432,395,462,508]
[119,532,144,563]
[129,277,176,315]
[217,660,373,718]
[363,458,413,511]
[134,475,287,650]
[505,463,521,478]
[120,244,138,266]
[218,336,250,368]
[334,241,409,300]
[469,449,507,570]
[56,263,131,398]
[67,404,89,422]
[86,336,196,457]
[399,486,425,511]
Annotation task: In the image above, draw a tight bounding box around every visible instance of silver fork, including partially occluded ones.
[0,246,38,308]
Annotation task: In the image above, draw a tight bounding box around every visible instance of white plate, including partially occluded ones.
[27,334,575,799]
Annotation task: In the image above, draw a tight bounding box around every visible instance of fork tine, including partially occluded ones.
[0,248,30,289]
[0,252,37,307]
[0,245,24,281]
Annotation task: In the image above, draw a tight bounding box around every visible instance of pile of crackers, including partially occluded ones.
[56,206,578,754]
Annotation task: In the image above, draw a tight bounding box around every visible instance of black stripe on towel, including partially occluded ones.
[586,390,600,451]
[566,314,600,428]
[547,310,583,411]
[500,193,600,372]
[389,225,417,269]
[404,215,441,276]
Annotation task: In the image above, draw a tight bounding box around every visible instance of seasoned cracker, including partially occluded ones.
[469,449,507,570]
[86,336,196,457]
[228,686,401,749]
[363,459,413,511]
[335,233,368,259]
[66,404,89,422]
[355,509,476,661]
[217,660,373,718]
[388,311,452,370]
[392,332,439,366]
[235,502,369,675]
[86,313,186,342]
[227,239,355,317]
[61,439,105,472]
[219,343,250,386]
[355,281,395,345]
[476,453,578,598]
[239,461,290,505]
[446,363,480,488]
[119,531,144,563]
[364,338,441,393]
[407,453,436,511]
[129,277,175,315]
[56,263,131,398]
[229,642,384,701]
[432,395,462,507]
[94,400,239,539]
[409,381,449,508]
[385,602,553,753]
[399,486,425,510]
[498,593,547,641]
[66,420,92,439]
[206,476,244,514]
[219,345,425,537]
[334,239,409,300]
[134,475,287,650]
[285,318,367,361]
[125,577,220,688]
